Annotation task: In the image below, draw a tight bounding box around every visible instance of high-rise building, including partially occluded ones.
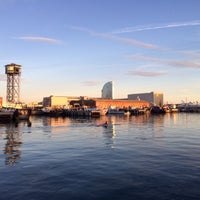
[101,81,114,99]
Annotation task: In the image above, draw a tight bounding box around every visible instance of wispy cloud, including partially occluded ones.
[68,26,158,49]
[129,55,200,69]
[80,81,99,86]
[178,50,200,59]
[17,36,61,44]
[111,20,200,34]
[128,70,167,77]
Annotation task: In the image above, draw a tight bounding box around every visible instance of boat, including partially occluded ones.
[150,106,165,114]
[89,108,108,117]
[107,106,127,115]
[163,104,179,113]
[0,109,14,122]
[13,108,31,121]
[129,107,149,115]
[31,106,44,115]
[107,108,124,115]
[96,108,108,116]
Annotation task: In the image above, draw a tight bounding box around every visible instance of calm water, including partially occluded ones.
[0,113,200,200]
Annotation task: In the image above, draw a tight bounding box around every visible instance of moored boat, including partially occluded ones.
[150,106,165,114]
[89,108,108,117]
[107,108,124,115]
[107,106,128,115]
[13,108,31,121]
[0,110,14,122]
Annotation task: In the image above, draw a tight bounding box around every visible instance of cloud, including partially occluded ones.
[111,20,200,34]
[128,70,167,77]
[129,55,200,69]
[178,50,200,59]
[103,34,158,49]
[80,81,99,86]
[17,36,61,44]
[68,26,158,49]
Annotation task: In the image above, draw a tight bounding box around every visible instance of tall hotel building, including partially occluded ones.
[101,81,114,99]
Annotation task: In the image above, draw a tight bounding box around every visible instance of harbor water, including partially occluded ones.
[0,113,200,200]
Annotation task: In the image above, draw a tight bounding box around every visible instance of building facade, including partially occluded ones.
[70,98,150,109]
[43,95,80,108]
[128,92,163,106]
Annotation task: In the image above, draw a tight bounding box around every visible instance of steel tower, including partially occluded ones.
[5,63,22,103]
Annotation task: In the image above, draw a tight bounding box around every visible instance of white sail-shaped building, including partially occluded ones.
[101,81,114,99]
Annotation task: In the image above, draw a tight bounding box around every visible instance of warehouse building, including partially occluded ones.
[70,98,150,109]
[43,95,80,108]
[128,92,163,106]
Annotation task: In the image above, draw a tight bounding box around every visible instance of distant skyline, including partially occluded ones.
[1,0,200,103]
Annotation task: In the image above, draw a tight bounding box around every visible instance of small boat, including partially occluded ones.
[95,108,108,116]
[0,109,14,122]
[107,107,125,115]
[31,107,44,115]
[13,108,31,121]
[163,104,179,113]
[91,110,101,117]
[88,108,108,117]
[150,106,165,114]
[129,108,148,115]
[41,107,52,115]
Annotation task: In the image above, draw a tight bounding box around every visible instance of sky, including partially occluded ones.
[0,0,200,104]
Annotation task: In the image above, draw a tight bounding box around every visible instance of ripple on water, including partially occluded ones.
[0,114,200,199]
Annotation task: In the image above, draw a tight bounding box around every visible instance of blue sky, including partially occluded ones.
[1,0,200,103]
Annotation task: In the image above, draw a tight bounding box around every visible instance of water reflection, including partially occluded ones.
[94,116,116,136]
[46,117,69,126]
[14,119,32,128]
[40,116,70,133]
[149,114,165,138]
[0,113,184,166]
[93,116,117,147]
[3,123,22,166]
[127,113,165,139]
[103,120,116,137]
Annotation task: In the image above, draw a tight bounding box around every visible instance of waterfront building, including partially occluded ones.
[43,95,80,108]
[128,92,163,106]
[70,98,150,109]
[101,81,114,99]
